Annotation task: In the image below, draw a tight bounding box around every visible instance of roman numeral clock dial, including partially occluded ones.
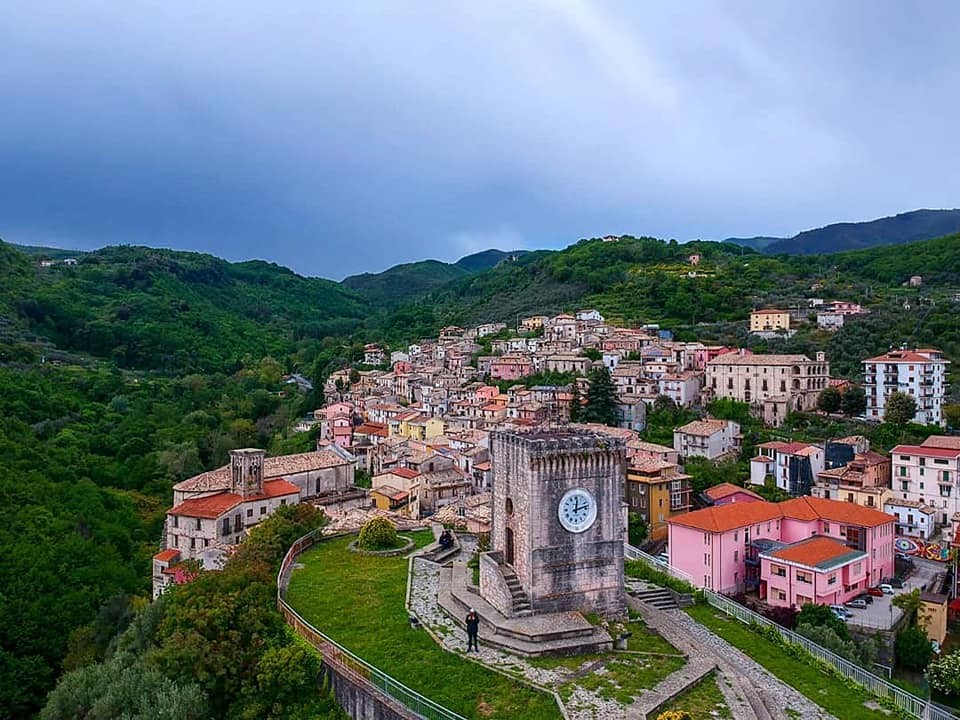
[558,488,597,533]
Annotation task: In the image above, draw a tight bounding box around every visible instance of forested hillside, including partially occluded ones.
[341,248,527,307]
[1,243,369,373]
[2,231,960,716]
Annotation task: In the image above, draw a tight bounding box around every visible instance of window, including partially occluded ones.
[704,553,711,565]
[899,466,907,477]
[260,506,267,515]
[827,574,837,585]
[194,518,201,530]
[222,518,231,536]
[172,516,178,528]
[901,481,909,491]
[704,532,709,544]
[771,564,786,577]
[777,590,786,601]
[853,561,862,573]
[734,550,739,562]
[247,508,253,518]
[823,522,830,533]
[190,538,195,550]
[797,571,812,584]
[280,499,287,506]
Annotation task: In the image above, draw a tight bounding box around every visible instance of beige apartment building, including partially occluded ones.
[705,351,830,426]
[749,309,791,333]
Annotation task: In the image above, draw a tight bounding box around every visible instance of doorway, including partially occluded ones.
[505,527,515,566]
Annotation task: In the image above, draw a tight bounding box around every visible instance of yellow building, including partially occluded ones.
[750,309,791,333]
[625,459,692,540]
[920,591,948,647]
[398,415,445,441]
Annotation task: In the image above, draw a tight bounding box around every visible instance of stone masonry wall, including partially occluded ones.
[479,551,514,617]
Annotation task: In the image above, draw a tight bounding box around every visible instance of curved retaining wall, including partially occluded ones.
[277,529,467,720]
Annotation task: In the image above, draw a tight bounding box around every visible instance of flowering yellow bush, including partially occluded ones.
[656,712,693,720]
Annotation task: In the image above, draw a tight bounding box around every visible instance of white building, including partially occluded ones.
[673,419,740,462]
[890,436,960,535]
[863,348,949,426]
[576,309,604,322]
[883,499,937,540]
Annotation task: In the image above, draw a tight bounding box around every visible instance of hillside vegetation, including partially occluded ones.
[341,248,526,307]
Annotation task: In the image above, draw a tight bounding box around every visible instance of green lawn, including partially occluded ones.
[685,605,893,720]
[659,671,731,719]
[286,533,563,720]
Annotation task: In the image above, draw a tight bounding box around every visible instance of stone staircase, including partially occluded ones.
[501,565,533,616]
[631,587,678,610]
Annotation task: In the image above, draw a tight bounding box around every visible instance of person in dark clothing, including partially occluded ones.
[465,608,480,652]
[439,529,453,550]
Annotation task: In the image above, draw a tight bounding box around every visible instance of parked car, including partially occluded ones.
[845,599,868,609]
[855,593,874,604]
[878,584,895,595]
[867,587,885,597]
[830,604,850,617]
[881,577,905,588]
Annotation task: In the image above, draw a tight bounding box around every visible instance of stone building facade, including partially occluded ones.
[482,427,627,618]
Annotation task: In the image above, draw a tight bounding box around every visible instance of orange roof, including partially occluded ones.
[169,479,299,519]
[668,501,783,533]
[153,549,181,562]
[170,492,243,519]
[778,496,893,527]
[388,467,421,479]
[705,483,763,502]
[670,495,894,533]
[752,308,788,315]
[767,536,865,570]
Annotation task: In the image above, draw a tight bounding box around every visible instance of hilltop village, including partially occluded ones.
[154,305,956,626]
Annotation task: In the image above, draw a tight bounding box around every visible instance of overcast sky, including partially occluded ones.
[1,2,958,279]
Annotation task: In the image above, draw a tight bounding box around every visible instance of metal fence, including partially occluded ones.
[277,530,468,720]
[623,543,958,720]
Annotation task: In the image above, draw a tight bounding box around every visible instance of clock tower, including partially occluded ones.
[482,427,627,618]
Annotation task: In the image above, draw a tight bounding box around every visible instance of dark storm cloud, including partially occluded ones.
[1,1,958,278]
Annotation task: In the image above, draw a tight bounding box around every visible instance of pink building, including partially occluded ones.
[692,345,742,372]
[489,356,534,381]
[759,535,868,608]
[668,496,894,601]
[475,385,499,402]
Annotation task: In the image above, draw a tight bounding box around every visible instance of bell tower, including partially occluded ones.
[230,448,265,498]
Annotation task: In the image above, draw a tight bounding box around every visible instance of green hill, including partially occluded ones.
[341,248,527,307]
[0,242,369,372]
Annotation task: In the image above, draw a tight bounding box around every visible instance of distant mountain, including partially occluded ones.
[762,209,960,255]
[721,236,782,251]
[342,248,527,306]
[454,248,528,272]
[11,243,87,260]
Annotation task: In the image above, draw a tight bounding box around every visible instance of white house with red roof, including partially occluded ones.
[863,347,949,426]
[890,436,960,536]
[155,449,301,597]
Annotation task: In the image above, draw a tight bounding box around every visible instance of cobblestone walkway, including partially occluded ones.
[628,583,838,720]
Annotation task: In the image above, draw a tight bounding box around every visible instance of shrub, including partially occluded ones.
[356,517,400,550]
[927,651,960,696]
[895,626,933,671]
[656,711,692,720]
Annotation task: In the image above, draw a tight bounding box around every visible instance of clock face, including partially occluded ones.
[558,488,597,533]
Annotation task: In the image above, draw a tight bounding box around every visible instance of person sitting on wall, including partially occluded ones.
[439,529,453,550]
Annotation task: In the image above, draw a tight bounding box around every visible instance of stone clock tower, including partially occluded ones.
[482,427,627,618]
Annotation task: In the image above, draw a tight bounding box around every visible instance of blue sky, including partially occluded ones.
[1,1,958,279]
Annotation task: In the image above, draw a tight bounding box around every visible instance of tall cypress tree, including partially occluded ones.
[581,365,618,426]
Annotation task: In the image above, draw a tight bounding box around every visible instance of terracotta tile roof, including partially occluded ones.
[704,483,763,502]
[169,479,299,519]
[891,444,960,459]
[174,450,351,493]
[668,501,783,533]
[370,485,408,501]
[920,436,960,450]
[708,353,812,366]
[669,495,894,532]
[387,467,421,479]
[676,419,731,436]
[355,422,389,437]
[778,496,893,527]
[153,549,181,562]
[864,350,946,364]
[751,308,789,315]
[765,536,866,570]
[170,493,243,519]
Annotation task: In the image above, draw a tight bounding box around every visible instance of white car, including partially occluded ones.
[879,584,894,595]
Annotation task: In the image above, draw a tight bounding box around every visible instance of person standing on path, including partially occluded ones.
[465,608,480,652]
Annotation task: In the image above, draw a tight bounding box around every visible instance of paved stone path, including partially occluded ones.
[628,581,838,720]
